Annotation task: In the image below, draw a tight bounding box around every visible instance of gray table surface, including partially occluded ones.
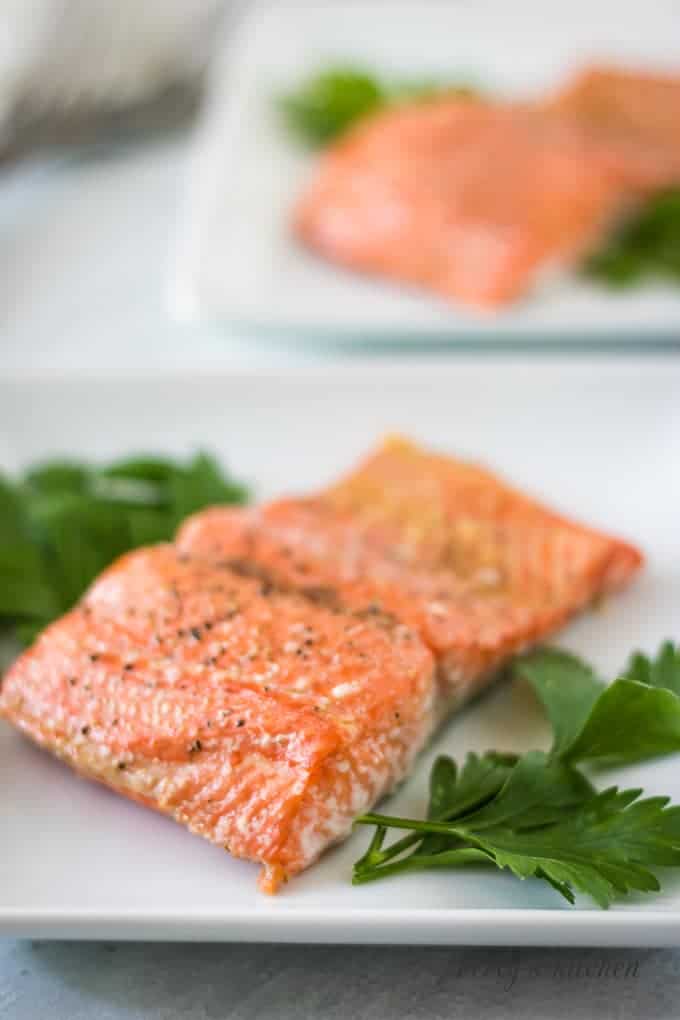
[3,122,680,1020]
[3,941,680,1019]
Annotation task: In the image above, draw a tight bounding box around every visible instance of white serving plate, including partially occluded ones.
[1,358,679,944]
[173,0,680,347]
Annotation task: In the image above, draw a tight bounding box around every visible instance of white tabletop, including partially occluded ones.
[1,132,326,381]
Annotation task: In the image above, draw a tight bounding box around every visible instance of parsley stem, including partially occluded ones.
[354,830,424,873]
[357,812,461,835]
[352,847,492,885]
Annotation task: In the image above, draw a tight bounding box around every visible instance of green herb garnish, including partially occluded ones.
[0,453,248,646]
[279,66,479,146]
[519,644,680,767]
[354,642,680,908]
[583,189,680,288]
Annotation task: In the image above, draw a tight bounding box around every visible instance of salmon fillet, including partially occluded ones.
[0,545,435,893]
[549,65,680,182]
[294,97,679,307]
[178,437,642,704]
[1,439,643,891]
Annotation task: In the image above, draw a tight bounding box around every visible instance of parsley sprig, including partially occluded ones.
[582,189,680,288]
[0,453,248,646]
[354,643,680,907]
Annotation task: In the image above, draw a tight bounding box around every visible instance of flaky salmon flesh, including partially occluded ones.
[0,545,435,894]
[294,69,680,308]
[178,437,642,703]
[1,439,643,890]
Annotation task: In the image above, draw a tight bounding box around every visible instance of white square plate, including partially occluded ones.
[173,0,680,348]
[1,357,679,943]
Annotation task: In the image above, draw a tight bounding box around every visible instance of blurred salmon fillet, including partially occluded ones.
[549,65,680,177]
[294,97,680,307]
[0,545,435,893]
[179,437,642,703]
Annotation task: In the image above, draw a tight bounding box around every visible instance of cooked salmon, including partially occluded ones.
[178,437,642,703]
[294,97,680,307]
[549,65,680,182]
[0,545,435,893]
[1,439,643,891]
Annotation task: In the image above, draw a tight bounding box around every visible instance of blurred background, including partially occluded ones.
[2,0,251,377]
[3,0,679,381]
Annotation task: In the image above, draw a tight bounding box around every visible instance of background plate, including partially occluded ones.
[1,358,679,942]
[173,0,680,347]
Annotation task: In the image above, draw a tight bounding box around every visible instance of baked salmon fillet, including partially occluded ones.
[0,545,435,893]
[178,437,642,706]
[550,65,680,180]
[294,98,678,307]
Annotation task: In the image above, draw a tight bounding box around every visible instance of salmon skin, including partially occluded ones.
[178,437,642,707]
[0,545,435,893]
[294,96,680,308]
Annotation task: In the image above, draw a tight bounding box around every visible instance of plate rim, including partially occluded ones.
[3,351,680,387]
[3,904,680,945]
